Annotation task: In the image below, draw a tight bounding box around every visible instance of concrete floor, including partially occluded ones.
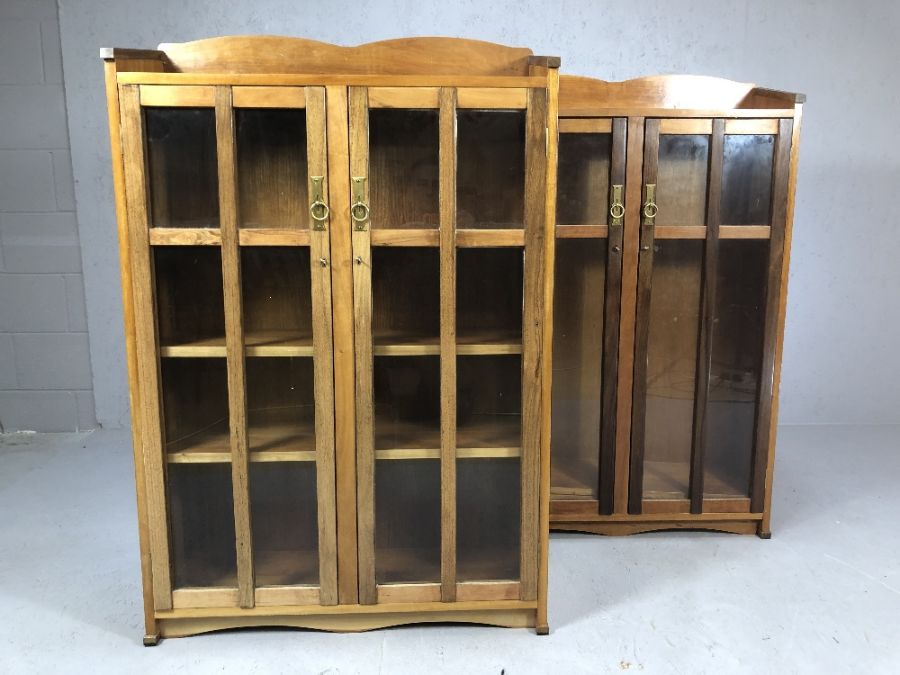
[0,426,897,673]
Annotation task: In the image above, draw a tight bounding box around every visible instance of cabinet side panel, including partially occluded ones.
[105,61,157,638]
[119,84,173,610]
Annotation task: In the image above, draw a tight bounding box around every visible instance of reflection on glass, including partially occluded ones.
[375,459,441,583]
[550,239,605,499]
[457,248,523,345]
[168,464,236,588]
[705,240,768,498]
[145,108,219,228]
[241,247,312,347]
[372,248,439,345]
[643,240,703,499]
[161,358,229,455]
[155,247,224,348]
[250,462,319,586]
[369,109,439,228]
[457,355,521,448]
[557,133,611,225]
[246,358,315,454]
[721,134,775,225]
[457,111,525,228]
[374,356,440,450]
[236,109,308,229]
[457,458,520,581]
[656,134,709,226]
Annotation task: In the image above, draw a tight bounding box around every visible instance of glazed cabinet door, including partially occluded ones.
[118,84,338,611]
[350,85,547,604]
[629,117,793,515]
[550,117,626,516]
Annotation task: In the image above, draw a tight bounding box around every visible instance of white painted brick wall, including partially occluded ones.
[0,0,95,432]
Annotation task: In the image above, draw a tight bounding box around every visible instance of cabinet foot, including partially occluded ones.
[757,529,772,540]
[536,624,550,635]
[143,634,160,647]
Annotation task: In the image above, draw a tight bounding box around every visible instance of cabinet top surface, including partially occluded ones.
[101,35,560,80]
[559,74,804,116]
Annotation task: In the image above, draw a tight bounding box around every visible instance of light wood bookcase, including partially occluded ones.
[103,37,558,643]
[549,75,803,537]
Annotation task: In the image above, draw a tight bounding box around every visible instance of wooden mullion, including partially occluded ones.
[628,118,660,515]
[325,85,359,606]
[306,86,339,605]
[216,86,254,608]
[348,86,375,605]
[750,119,794,512]
[118,84,173,611]
[688,118,724,514]
[439,87,458,603]
[519,87,548,601]
[613,117,645,514]
[598,117,626,515]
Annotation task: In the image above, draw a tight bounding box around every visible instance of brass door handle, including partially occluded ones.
[609,184,624,224]
[351,176,369,231]
[309,176,329,230]
[642,183,658,222]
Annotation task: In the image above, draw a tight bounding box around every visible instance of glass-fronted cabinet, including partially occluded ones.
[109,37,556,641]
[549,73,801,538]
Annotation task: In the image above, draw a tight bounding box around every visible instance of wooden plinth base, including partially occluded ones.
[153,607,538,641]
[551,519,760,536]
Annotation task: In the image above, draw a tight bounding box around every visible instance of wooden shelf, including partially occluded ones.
[374,414,521,458]
[166,420,316,463]
[550,462,596,499]
[160,330,314,358]
[643,459,749,500]
[372,329,522,356]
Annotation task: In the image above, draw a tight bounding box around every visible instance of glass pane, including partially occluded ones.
[721,134,775,225]
[155,247,225,350]
[168,464,236,588]
[457,111,525,228]
[457,458,520,581]
[369,109,439,229]
[643,239,703,500]
[375,459,441,583]
[372,247,439,347]
[250,462,318,586]
[241,247,312,352]
[457,355,521,450]
[557,133,611,225]
[236,109,308,229]
[145,108,219,228]
[705,240,768,498]
[246,358,315,454]
[457,248,523,346]
[550,239,605,499]
[374,356,440,450]
[160,358,229,456]
[656,134,709,227]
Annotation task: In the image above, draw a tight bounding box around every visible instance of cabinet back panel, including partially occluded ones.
[556,133,611,225]
[168,464,237,588]
[550,239,605,498]
[721,134,775,225]
[705,240,768,498]
[369,109,440,229]
[154,247,225,346]
[655,134,709,227]
[457,458,521,581]
[250,462,319,586]
[643,239,703,500]
[457,111,525,229]
[145,107,219,228]
[236,108,309,229]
